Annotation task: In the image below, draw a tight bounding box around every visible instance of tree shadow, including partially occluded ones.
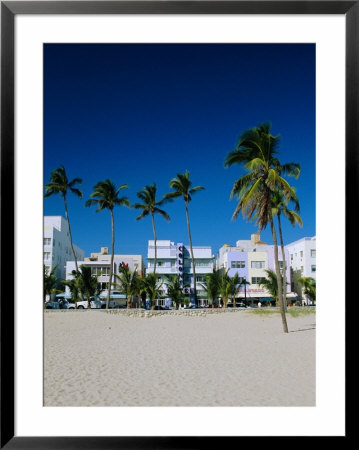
[289,324,316,333]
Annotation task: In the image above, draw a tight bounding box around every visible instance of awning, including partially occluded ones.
[99,292,126,299]
[237,292,261,298]
[56,293,72,299]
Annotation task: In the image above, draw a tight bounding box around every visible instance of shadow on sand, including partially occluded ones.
[289,324,316,333]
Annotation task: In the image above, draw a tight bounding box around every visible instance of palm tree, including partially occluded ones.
[298,277,316,305]
[225,122,297,333]
[115,265,140,309]
[201,270,221,308]
[141,273,164,310]
[165,171,205,308]
[75,265,100,308]
[85,179,130,309]
[271,187,302,309]
[43,265,59,307]
[259,269,280,306]
[132,184,171,275]
[165,275,188,309]
[226,272,243,307]
[44,165,82,272]
[219,270,232,308]
[62,276,81,307]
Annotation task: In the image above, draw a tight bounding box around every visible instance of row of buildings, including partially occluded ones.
[44,216,316,305]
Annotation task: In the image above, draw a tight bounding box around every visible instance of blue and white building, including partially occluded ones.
[147,240,215,307]
[216,232,292,304]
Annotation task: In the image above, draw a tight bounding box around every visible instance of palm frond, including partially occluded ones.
[154,208,170,222]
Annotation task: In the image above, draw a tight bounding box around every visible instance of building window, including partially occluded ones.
[196,275,205,282]
[195,261,211,268]
[311,249,316,258]
[53,239,55,246]
[290,254,293,261]
[251,277,265,285]
[44,252,51,261]
[231,261,245,268]
[44,238,51,245]
[311,265,316,273]
[91,266,110,276]
[251,261,265,269]
[300,251,303,258]
[301,266,304,274]
[148,261,165,267]
[279,261,285,269]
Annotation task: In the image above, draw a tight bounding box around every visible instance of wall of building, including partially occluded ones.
[44,216,84,281]
[285,237,316,297]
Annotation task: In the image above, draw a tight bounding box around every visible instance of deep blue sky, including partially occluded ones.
[44,43,315,260]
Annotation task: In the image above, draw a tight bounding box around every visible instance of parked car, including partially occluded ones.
[45,299,75,309]
[76,297,103,309]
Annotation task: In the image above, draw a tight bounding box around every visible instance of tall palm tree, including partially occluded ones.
[225,122,297,333]
[115,265,140,309]
[44,165,82,272]
[271,187,303,309]
[85,179,130,309]
[165,171,205,308]
[132,184,171,275]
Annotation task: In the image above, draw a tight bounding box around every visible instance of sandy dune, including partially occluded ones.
[44,309,315,407]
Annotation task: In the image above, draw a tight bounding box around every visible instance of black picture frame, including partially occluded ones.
[1,1,351,447]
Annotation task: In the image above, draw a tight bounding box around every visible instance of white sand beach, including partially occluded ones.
[44,309,315,407]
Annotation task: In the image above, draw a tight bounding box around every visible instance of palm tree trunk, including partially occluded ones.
[151,213,157,275]
[277,213,287,311]
[185,202,197,307]
[64,194,79,273]
[107,209,115,310]
[269,212,288,333]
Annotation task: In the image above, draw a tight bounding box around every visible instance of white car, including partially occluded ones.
[45,299,76,309]
[76,298,103,309]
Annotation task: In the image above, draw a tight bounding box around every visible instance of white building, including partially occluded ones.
[44,216,84,280]
[65,246,145,294]
[285,236,316,299]
[147,240,215,306]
